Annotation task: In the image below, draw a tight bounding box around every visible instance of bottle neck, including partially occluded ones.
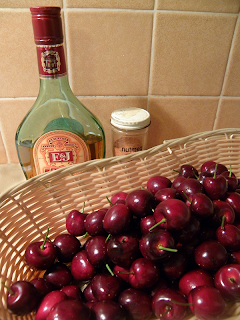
[36,43,67,79]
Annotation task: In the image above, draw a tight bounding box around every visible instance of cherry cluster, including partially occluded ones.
[5,160,240,320]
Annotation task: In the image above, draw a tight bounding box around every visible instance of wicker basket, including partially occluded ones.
[2,128,240,320]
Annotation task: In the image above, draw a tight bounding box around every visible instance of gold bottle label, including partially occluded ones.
[33,131,90,175]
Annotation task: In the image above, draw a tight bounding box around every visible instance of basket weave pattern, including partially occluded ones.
[1,128,240,319]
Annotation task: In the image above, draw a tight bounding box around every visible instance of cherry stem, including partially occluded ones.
[157,245,178,253]
[221,215,226,229]
[40,227,49,250]
[149,218,167,231]
[160,305,171,317]
[213,163,218,179]
[229,165,232,177]
[105,234,111,242]
[118,271,134,275]
[182,191,191,204]
[106,263,114,276]
[106,196,113,206]
[2,282,14,295]
[81,202,85,213]
[83,232,88,239]
[170,299,192,306]
[173,169,180,174]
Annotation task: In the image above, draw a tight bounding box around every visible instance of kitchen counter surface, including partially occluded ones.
[0,164,26,198]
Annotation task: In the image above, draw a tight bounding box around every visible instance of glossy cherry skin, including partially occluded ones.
[35,290,67,320]
[212,200,235,225]
[113,265,130,283]
[178,178,204,200]
[194,240,228,271]
[152,288,188,320]
[6,280,39,315]
[84,209,107,236]
[161,251,188,281]
[103,203,132,235]
[85,235,107,266]
[30,277,53,301]
[83,282,97,302]
[214,264,240,301]
[221,171,238,192]
[155,188,178,202]
[60,284,84,301]
[118,287,153,320]
[200,160,216,172]
[71,250,95,282]
[188,286,226,320]
[208,163,228,175]
[139,230,176,261]
[216,224,240,252]
[125,189,157,217]
[66,209,86,236]
[44,262,73,289]
[146,175,172,195]
[53,233,81,263]
[90,300,127,320]
[203,175,228,200]
[25,239,57,270]
[46,299,91,320]
[189,193,214,219]
[178,269,214,296]
[106,234,139,267]
[177,164,198,179]
[110,191,128,204]
[91,273,122,301]
[140,215,159,235]
[129,257,160,289]
[225,192,240,220]
[154,198,191,230]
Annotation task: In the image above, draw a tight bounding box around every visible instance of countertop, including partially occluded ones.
[0,164,26,197]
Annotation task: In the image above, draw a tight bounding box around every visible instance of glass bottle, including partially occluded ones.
[15,7,105,179]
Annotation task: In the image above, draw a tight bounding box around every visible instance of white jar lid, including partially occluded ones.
[110,107,151,130]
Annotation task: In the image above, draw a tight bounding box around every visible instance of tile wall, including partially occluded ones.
[0,0,240,163]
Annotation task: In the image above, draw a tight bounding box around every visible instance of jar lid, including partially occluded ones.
[111,107,151,130]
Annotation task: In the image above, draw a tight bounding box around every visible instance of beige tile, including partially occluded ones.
[156,0,240,13]
[148,96,219,147]
[0,132,8,164]
[66,0,154,9]
[0,99,34,163]
[66,10,153,96]
[222,18,240,96]
[0,9,39,98]
[80,96,148,157]
[0,0,62,8]
[150,12,237,96]
[214,98,240,129]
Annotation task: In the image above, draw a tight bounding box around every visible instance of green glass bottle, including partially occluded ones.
[15,7,105,179]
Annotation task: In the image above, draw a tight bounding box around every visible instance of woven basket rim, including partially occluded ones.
[1,127,240,204]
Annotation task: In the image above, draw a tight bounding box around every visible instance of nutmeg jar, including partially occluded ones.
[110,107,151,156]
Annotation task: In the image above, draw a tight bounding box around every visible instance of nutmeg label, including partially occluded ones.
[33,131,90,174]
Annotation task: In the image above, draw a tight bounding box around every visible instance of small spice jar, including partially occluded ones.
[110,107,151,156]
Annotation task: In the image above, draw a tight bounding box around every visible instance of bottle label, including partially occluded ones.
[37,44,67,78]
[33,131,90,174]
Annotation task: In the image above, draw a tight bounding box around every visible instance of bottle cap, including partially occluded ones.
[111,107,151,130]
[30,7,63,45]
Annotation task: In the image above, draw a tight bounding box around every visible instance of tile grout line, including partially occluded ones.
[62,0,73,88]
[213,12,240,130]
[147,1,157,111]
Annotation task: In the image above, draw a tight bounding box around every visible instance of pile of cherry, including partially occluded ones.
[5,160,240,320]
